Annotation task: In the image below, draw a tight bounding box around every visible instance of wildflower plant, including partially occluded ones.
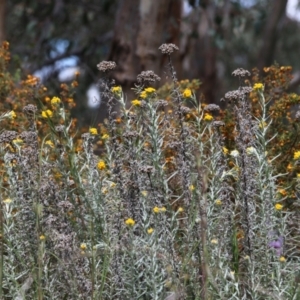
[0,40,299,300]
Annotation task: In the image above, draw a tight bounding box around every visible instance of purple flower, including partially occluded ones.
[269,236,284,256]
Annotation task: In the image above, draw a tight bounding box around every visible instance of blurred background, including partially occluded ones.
[1,0,300,125]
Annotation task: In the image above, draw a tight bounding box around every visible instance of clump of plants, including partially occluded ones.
[1,41,300,299]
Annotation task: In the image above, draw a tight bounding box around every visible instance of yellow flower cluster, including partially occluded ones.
[111,86,122,94]
[97,160,106,170]
[125,218,135,226]
[275,203,283,210]
[89,127,98,135]
[140,87,156,99]
[147,228,154,234]
[153,206,166,213]
[294,151,300,160]
[253,83,264,91]
[183,88,192,98]
[41,109,53,118]
[51,96,61,105]
[131,99,142,106]
[203,113,213,121]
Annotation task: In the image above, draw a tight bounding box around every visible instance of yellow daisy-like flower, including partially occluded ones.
[111,86,122,94]
[222,147,229,155]
[294,151,300,160]
[211,239,218,245]
[89,128,98,135]
[12,138,23,145]
[160,207,166,212]
[51,96,61,105]
[153,206,160,213]
[102,134,109,140]
[131,99,142,107]
[125,218,135,226]
[253,83,264,91]
[182,88,192,98]
[80,243,87,250]
[3,198,12,204]
[189,184,195,191]
[97,160,106,170]
[45,140,54,148]
[8,110,16,119]
[140,91,147,99]
[287,163,293,172]
[144,87,156,93]
[279,256,286,262]
[278,189,287,196]
[215,199,222,206]
[297,173,300,179]
[177,207,184,213]
[147,228,154,234]
[41,109,53,118]
[203,113,213,121]
[39,235,46,241]
[275,203,283,211]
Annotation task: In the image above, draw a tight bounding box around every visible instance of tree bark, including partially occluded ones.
[0,0,5,43]
[108,0,182,88]
[257,0,288,70]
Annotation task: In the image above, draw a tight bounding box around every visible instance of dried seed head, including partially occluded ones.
[0,130,18,143]
[137,70,161,83]
[232,68,251,77]
[55,125,65,133]
[20,131,38,144]
[225,87,253,100]
[97,61,116,72]
[204,104,220,112]
[23,104,37,116]
[158,43,179,55]
[212,121,225,127]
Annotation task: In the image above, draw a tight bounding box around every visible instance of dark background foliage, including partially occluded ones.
[1,0,300,124]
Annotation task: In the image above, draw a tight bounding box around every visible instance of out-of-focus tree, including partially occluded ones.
[2,0,300,120]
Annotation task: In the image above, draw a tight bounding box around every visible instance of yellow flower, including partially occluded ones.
[80,243,87,250]
[97,160,106,170]
[160,207,166,213]
[177,207,184,213]
[12,138,23,145]
[259,121,267,129]
[153,206,160,213]
[203,113,213,121]
[41,109,53,118]
[222,147,229,155]
[140,91,147,99]
[39,235,46,241]
[147,228,154,234]
[45,140,54,148]
[141,191,148,197]
[89,127,98,135]
[111,86,122,94]
[287,163,293,172]
[110,182,116,188]
[294,151,300,160]
[215,199,222,206]
[189,185,195,191]
[297,173,300,179]
[125,218,135,226]
[279,256,286,262]
[144,87,156,93]
[131,99,142,106]
[275,203,283,211]
[3,198,12,204]
[183,88,192,98]
[102,134,109,139]
[211,239,218,245]
[8,110,16,119]
[51,96,61,105]
[253,83,264,91]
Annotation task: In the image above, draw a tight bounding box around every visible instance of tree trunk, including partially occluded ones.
[257,0,288,70]
[108,0,182,89]
[0,0,5,43]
